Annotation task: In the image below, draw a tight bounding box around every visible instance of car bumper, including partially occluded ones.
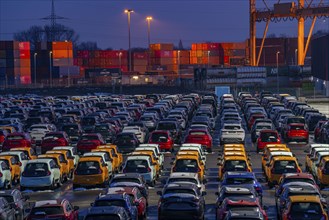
[221,137,245,144]
[20,176,53,187]
[159,209,203,220]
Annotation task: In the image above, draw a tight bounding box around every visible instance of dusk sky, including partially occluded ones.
[0,0,328,49]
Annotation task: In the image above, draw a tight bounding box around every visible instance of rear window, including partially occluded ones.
[85,215,120,220]
[7,135,24,140]
[81,135,98,141]
[226,177,254,185]
[291,202,322,214]
[44,134,63,140]
[94,200,126,207]
[174,159,198,172]
[189,131,206,136]
[31,206,64,215]
[164,188,196,195]
[24,163,49,177]
[224,125,241,130]
[260,132,278,142]
[168,178,198,184]
[0,195,14,203]
[290,125,305,130]
[124,160,149,173]
[287,118,305,124]
[150,133,168,142]
[157,123,176,130]
[76,161,101,175]
[224,160,247,171]
[273,161,297,173]
[112,178,140,184]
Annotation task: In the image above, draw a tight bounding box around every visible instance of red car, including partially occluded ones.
[216,197,268,220]
[77,133,105,154]
[184,129,213,152]
[284,123,309,143]
[106,186,147,219]
[148,130,174,152]
[0,130,8,147]
[27,199,79,220]
[248,114,266,130]
[315,120,327,142]
[256,130,281,153]
[41,131,70,154]
[2,132,34,151]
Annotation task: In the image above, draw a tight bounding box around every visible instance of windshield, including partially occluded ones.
[174,159,198,172]
[94,200,126,207]
[157,123,176,130]
[150,133,168,142]
[224,160,247,171]
[226,177,254,184]
[168,178,198,184]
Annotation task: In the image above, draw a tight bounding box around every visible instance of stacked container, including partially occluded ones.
[75,50,128,72]
[173,50,190,71]
[0,41,31,86]
[133,52,148,73]
[190,43,224,65]
[150,43,175,71]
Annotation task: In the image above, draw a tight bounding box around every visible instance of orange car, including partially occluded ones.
[97,145,123,171]
[38,153,69,184]
[46,150,75,178]
[0,155,21,184]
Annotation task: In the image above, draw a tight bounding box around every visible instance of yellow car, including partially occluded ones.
[38,153,69,183]
[177,150,205,166]
[223,144,245,149]
[219,151,250,162]
[305,146,329,172]
[171,154,205,182]
[73,156,109,189]
[46,150,75,178]
[261,151,293,171]
[218,156,252,180]
[91,149,117,173]
[316,156,329,189]
[264,144,288,149]
[264,156,301,188]
[0,155,21,184]
[281,195,328,220]
[98,145,123,170]
[11,147,37,160]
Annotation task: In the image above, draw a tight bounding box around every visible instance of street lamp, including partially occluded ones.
[65,40,70,87]
[207,51,210,68]
[295,49,298,66]
[146,16,153,71]
[34,52,37,87]
[49,51,53,87]
[276,51,280,94]
[178,50,181,86]
[119,52,122,71]
[125,9,134,72]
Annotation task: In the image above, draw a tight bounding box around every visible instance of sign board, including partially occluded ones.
[215,86,230,102]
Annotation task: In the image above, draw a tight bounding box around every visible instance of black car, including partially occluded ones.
[157,183,206,220]
[109,173,149,201]
[84,206,131,220]
[215,185,259,206]
[0,197,15,220]
[114,132,140,154]
[93,123,116,143]
[61,123,83,144]
[0,189,29,220]
[81,116,100,133]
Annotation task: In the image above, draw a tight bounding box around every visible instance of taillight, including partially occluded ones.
[197,167,201,172]
[46,171,51,176]
[98,169,103,174]
[322,168,326,174]
[297,167,301,173]
[18,162,22,167]
[271,168,275,173]
[0,172,3,177]
[147,167,151,172]
[172,167,176,172]
[74,170,78,175]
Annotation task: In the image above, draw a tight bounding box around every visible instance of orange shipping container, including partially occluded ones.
[52,42,73,50]
[52,50,73,59]
[19,50,30,59]
[20,59,31,67]
[18,42,30,50]
[191,44,197,51]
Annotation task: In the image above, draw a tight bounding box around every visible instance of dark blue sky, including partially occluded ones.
[0,0,328,49]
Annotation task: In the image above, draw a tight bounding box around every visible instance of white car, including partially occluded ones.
[0,151,28,172]
[29,124,56,145]
[83,152,113,177]
[0,160,12,189]
[220,123,245,145]
[123,155,157,186]
[122,126,146,143]
[179,146,207,164]
[20,158,61,190]
[164,172,206,192]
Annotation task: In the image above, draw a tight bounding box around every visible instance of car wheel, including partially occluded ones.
[50,180,56,190]
[149,180,155,187]
[73,184,78,190]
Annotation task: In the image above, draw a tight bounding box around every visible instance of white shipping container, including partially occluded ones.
[59,66,80,76]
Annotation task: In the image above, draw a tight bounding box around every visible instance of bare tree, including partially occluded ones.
[76,41,100,50]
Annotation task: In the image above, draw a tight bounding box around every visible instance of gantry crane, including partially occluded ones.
[250,0,329,66]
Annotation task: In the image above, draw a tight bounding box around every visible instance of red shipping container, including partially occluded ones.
[52,42,73,50]
[133,52,148,59]
[18,42,30,50]
[224,56,230,64]
[19,50,30,59]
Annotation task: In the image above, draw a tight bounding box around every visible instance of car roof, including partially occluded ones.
[27,158,52,164]
[169,172,199,179]
[34,200,58,207]
[282,173,314,179]
[79,156,102,162]
[225,172,255,178]
[86,206,126,215]
[289,195,321,203]
[113,173,141,179]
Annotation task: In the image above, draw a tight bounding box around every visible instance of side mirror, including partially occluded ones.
[249,163,252,167]
[217,162,223,166]
[156,191,162,196]
[322,194,328,198]
[73,206,79,211]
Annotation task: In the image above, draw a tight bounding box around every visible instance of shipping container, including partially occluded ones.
[312,35,329,81]
[150,43,173,51]
[59,66,80,76]
[18,42,30,50]
[53,58,73,67]
[0,59,6,67]
[133,52,148,59]
[52,50,73,59]
[0,50,5,59]
[52,41,73,50]
[77,50,90,58]
[19,59,31,67]
[19,50,30,59]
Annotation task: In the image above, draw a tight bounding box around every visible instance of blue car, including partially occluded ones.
[92,193,138,220]
[220,172,263,197]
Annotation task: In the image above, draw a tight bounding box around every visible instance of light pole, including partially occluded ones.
[207,51,210,68]
[295,49,298,65]
[178,50,181,86]
[65,40,70,87]
[125,9,134,72]
[276,51,280,94]
[49,51,53,87]
[34,52,37,87]
[119,52,122,71]
[146,16,152,71]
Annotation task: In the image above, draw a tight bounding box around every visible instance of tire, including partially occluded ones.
[50,180,56,190]
[73,184,78,190]
[149,180,155,187]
